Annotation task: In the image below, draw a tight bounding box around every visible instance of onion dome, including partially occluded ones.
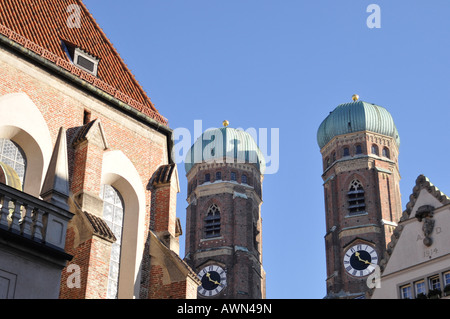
[317,96,400,149]
[184,121,266,175]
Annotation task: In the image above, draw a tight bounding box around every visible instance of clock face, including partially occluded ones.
[343,244,378,277]
[197,265,227,297]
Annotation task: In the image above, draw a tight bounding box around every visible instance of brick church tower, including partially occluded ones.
[317,95,402,299]
[184,121,266,299]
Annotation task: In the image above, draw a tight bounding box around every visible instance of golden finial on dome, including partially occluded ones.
[223,120,229,127]
[352,94,359,102]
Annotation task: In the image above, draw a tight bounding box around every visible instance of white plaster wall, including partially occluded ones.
[0,245,63,299]
[372,188,450,299]
[0,93,52,197]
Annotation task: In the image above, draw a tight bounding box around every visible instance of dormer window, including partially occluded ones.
[62,41,99,76]
[74,48,99,75]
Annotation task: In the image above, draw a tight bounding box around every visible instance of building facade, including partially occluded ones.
[371,175,450,299]
[0,0,199,299]
[184,122,266,299]
[317,95,403,299]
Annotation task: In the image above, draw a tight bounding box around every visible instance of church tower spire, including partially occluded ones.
[184,121,266,299]
[317,96,402,299]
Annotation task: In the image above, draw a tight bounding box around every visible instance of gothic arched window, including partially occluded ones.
[100,184,124,299]
[382,147,390,159]
[371,144,379,155]
[347,179,366,215]
[204,204,221,238]
[0,138,27,188]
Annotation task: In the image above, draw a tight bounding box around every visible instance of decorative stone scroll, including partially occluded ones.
[415,205,435,247]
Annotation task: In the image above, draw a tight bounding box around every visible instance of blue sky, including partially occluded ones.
[84,0,450,299]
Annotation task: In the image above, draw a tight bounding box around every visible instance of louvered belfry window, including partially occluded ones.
[347,179,366,215]
[205,204,221,238]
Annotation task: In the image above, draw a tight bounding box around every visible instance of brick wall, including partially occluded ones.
[0,44,186,299]
[85,237,111,299]
[185,163,265,298]
[147,265,189,299]
[321,131,402,297]
[59,226,112,299]
[59,227,89,299]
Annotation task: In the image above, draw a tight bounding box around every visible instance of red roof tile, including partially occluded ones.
[0,0,168,125]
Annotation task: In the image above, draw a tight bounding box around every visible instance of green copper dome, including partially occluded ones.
[317,100,400,149]
[184,126,266,175]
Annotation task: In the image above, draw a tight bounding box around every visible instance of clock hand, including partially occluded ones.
[206,272,222,285]
[355,252,371,265]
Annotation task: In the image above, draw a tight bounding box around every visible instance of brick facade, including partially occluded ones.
[0,8,198,298]
[185,161,265,299]
[321,131,402,298]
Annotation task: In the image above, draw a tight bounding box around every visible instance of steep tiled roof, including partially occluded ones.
[0,0,167,125]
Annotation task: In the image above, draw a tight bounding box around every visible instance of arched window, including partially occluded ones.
[0,138,27,189]
[215,171,221,180]
[100,184,124,299]
[343,147,350,157]
[382,147,390,159]
[347,179,366,215]
[204,204,220,238]
[355,144,362,155]
[371,144,379,155]
[241,174,247,184]
[230,172,236,181]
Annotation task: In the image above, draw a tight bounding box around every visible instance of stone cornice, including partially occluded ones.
[186,160,262,181]
[187,179,262,206]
